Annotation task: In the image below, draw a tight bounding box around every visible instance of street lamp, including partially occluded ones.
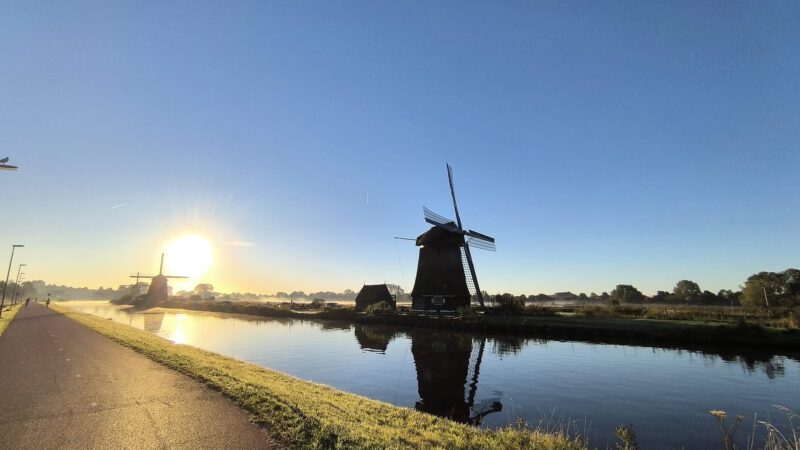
[15,275,25,305]
[12,265,26,306]
[0,244,24,318]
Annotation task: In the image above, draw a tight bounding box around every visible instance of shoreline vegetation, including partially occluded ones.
[112,297,800,350]
[52,304,586,450]
[0,303,22,336]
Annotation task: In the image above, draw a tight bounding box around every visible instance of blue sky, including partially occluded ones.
[1,1,798,295]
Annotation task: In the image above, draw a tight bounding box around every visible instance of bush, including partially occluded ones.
[790,307,800,330]
[493,295,526,315]
[364,302,393,316]
[111,294,133,305]
[456,306,478,319]
[575,305,645,318]
[524,305,558,317]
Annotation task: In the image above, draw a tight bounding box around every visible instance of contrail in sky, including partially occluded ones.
[111,202,129,209]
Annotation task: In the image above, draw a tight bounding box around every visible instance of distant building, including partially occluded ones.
[354,284,396,312]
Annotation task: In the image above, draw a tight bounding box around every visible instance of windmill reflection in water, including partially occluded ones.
[355,324,502,425]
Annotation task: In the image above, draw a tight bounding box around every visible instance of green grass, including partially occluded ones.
[52,304,586,450]
[0,303,22,336]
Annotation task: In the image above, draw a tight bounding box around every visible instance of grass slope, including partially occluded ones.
[0,304,22,336]
[52,305,585,450]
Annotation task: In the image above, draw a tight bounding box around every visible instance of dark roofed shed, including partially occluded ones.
[355,284,397,312]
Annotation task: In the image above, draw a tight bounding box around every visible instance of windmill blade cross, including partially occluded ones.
[465,229,496,251]
[423,207,464,233]
[423,207,456,227]
[424,218,462,233]
[466,237,496,252]
[465,229,494,243]
[446,163,464,229]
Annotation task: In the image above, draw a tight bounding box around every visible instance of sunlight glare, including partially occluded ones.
[165,235,213,290]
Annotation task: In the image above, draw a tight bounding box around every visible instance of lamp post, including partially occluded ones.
[0,244,24,318]
[11,264,26,306]
[16,275,25,305]
[13,271,26,306]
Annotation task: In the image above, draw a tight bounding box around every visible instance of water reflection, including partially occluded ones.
[490,335,527,357]
[143,313,164,333]
[320,322,352,332]
[408,329,502,425]
[354,323,397,353]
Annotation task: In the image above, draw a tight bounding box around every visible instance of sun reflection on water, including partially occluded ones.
[167,313,189,344]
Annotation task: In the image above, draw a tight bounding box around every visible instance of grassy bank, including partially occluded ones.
[148,299,800,350]
[52,304,585,450]
[0,304,22,336]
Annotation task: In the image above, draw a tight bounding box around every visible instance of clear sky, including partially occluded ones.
[1,2,798,296]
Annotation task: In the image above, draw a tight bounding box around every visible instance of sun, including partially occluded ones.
[165,235,213,284]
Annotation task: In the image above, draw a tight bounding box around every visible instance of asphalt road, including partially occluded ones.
[0,303,276,449]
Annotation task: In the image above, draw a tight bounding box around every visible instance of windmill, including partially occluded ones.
[410,163,495,311]
[130,253,188,305]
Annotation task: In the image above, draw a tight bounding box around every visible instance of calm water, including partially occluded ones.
[63,301,799,449]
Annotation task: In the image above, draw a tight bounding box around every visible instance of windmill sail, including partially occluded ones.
[446,164,487,308]
[446,163,463,228]
[466,237,496,252]
[423,207,455,227]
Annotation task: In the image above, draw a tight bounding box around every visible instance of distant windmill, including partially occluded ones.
[410,164,495,311]
[130,253,188,305]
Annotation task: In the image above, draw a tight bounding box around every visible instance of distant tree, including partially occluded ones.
[610,285,645,304]
[741,272,784,308]
[699,290,719,304]
[20,281,37,299]
[385,284,405,295]
[651,290,672,303]
[194,283,214,293]
[784,268,800,298]
[716,289,739,305]
[530,294,551,302]
[673,280,702,302]
[741,269,800,307]
[276,291,288,298]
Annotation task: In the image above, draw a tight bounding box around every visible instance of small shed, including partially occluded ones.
[354,284,396,312]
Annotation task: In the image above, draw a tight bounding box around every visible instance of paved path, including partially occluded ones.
[0,303,275,449]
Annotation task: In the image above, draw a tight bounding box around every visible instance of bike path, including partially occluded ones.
[0,303,276,449]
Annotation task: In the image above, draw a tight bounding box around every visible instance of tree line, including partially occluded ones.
[491,267,800,308]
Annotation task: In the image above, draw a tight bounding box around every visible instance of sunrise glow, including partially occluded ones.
[165,235,213,290]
